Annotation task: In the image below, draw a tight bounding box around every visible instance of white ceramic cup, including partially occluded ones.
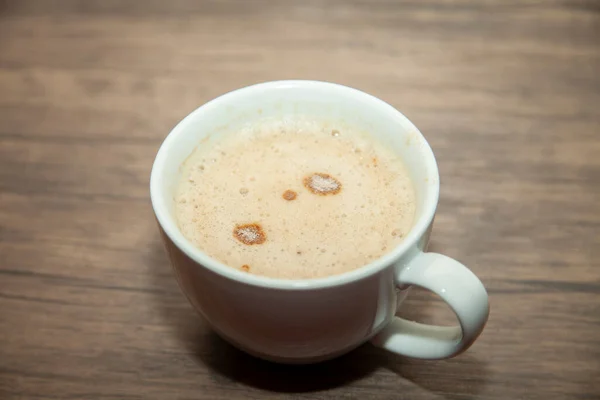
[150,80,489,364]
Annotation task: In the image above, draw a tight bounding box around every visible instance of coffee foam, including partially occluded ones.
[175,117,416,279]
[282,190,297,201]
[304,173,342,195]
[233,223,266,245]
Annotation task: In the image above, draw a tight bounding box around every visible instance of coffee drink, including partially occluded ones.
[175,117,415,279]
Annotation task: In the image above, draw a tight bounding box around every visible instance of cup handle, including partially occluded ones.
[370,252,489,359]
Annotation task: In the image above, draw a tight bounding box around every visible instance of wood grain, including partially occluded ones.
[1,0,599,399]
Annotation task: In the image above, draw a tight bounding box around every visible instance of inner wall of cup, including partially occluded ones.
[155,82,438,238]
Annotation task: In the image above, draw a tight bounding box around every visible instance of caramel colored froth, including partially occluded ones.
[233,223,266,245]
[303,173,342,195]
[282,190,297,201]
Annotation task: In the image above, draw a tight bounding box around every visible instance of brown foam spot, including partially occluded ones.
[241,264,250,272]
[233,223,266,245]
[282,190,297,201]
[303,173,342,195]
[372,157,378,167]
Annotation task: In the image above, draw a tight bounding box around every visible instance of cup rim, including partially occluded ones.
[150,80,439,290]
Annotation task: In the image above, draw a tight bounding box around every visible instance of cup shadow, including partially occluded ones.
[146,236,490,397]
[379,351,491,400]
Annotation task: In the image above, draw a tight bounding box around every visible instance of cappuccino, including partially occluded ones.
[175,117,415,279]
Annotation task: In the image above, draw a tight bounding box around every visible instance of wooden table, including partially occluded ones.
[1,1,598,399]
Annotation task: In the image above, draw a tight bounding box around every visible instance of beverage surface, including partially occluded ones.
[175,117,415,279]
